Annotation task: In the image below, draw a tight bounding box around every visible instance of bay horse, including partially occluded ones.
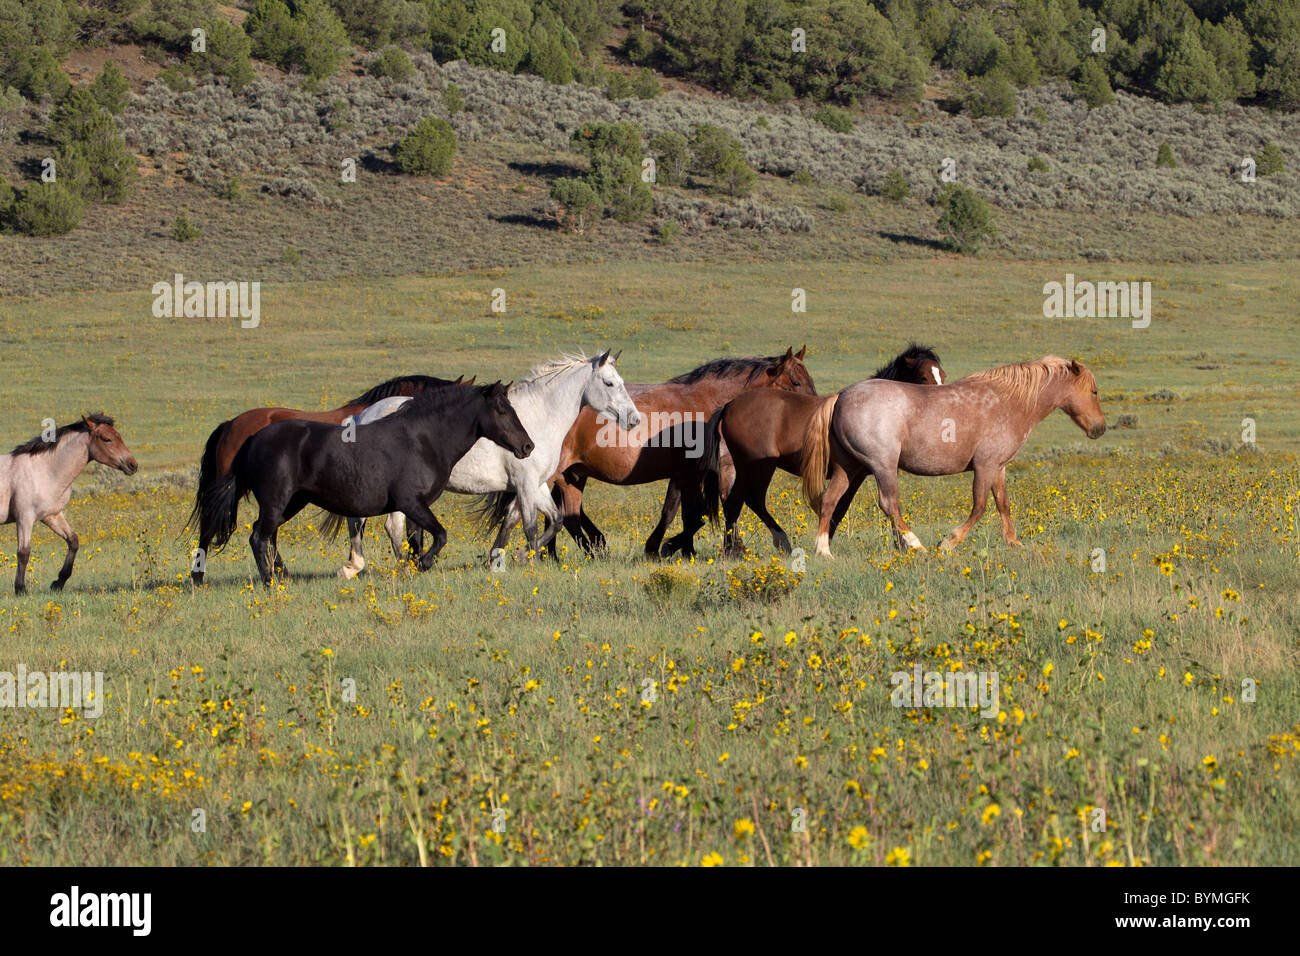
[330,351,641,574]
[701,345,945,556]
[488,347,818,558]
[2,414,138,594]
[188,373,466,583]
[199,383,532,586]
[801,356,1106,557]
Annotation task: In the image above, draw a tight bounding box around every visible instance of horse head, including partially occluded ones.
[84,416,138,475]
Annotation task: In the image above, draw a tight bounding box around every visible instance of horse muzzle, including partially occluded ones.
[1088,422,1106,439]
[118,457,139,476]
[514,441,535,460]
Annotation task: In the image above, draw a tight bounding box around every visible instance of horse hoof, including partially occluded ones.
[50,580,65,591]
[337,565,359,580]
[190,572,205,586]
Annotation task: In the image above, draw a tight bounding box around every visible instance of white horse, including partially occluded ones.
[336,351,640,577]
[1,414,139,594]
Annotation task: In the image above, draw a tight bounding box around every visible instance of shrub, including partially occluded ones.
[964,70,1016,118]
[935,183,996,254]
[880,168,910,200]
[1155,27,1228,106]
[11,181,85,236]
[0,174,13,227]
[689,124,746,180]
[49,90,136,203]
[330,0,427,49]
[200,18,256,91]
[245,0,351,82]
[526,34,574,85]
[713,150,756,197]
[571,121,642,164]
[396,116,456,176]
[629,67,660,99]
[369,44,414,81]
[1257,141,1285,176]
[90,63,130,114]
[654,218,681,244]
[812,105,854,133]
[1027,154,1050,173]
[549,176,598,233]
[792,169,814,186]
[648,131,688,187]
[171,211,201,241]
[442,81,464,114]
[1156,141,1177,168]
[1074,57,1114,109]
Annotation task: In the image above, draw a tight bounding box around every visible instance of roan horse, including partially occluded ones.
[199,383,532,585]
[488,347,818,558]
[188,373,466,583]
[701,345,945,556]
[1,414,139,594]
[801,356,1106,557]
[330,352,641,575]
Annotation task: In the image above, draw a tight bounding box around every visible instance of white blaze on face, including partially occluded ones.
[931,367,943,385]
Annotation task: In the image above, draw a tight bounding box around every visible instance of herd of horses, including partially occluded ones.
[0,344,1107,592]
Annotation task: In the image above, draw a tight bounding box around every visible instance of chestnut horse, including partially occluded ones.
[486,347,817,558]
[801,356,1106,557]
[187,373,465,583]
[701,345,945,556]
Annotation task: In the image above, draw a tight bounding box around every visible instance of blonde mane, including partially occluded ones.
[960,355,1075,406]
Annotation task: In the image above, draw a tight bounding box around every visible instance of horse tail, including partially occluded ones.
[700,404,728,524]
[199,458,247,555]
[471,491,516,533]
[800,394,840,513]
[316,510,347,540]
[187,419,230,536]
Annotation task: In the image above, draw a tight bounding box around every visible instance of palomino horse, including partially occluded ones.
[1,414,139,594]
[201,383,532,586]
[701,345,945,556]
[332,352,641,575]
[188,373,466,583]
[489,347,818,558]
[801,356,1105,557]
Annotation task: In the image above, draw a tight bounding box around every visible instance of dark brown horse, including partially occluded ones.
[701,345,945,555]
[486,347,817,558]
[187,373,465,583]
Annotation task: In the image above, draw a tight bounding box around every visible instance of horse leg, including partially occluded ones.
[43,512,78,591]
[384,512,410,560]
[554,477,591,555]
[401,506,447,571]
[663,474,706,558]
[491,497,523,553]
[270,528,290,581]
[643,479,681,558]
[721,477,748,557]
[814,464,853,557]
[876,467,925,552]
[13,515,33,595]
[991,466,1022,547]
[939,468,993,551]
[533,486,564,555]
[745,465,791,554]
[249,516,279,587]
[828,470,867,541]
[339,517,367,580]
[718,445,736,504]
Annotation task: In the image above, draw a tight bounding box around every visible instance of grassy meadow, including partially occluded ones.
[0,259,1297,866]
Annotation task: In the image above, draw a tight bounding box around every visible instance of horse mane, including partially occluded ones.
[873,343,940,381]
[668,355,786,386]
[345,375,455,407]
[512,353,595,393]
[961,356,1074,406]
[9,413,114,457]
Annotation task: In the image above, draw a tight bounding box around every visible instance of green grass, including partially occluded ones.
[0,259,1297,865]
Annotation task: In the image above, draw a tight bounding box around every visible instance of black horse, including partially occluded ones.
[200,382,533,585]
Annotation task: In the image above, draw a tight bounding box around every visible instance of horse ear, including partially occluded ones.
[782,346,794,361]
[465,375,476,385]
[594,350,610,366]
[611,349,622,363]
[904,356,917,366]
[1069,359,1083,376]
[795,345,806,360]
[82,416,95,431]
[453,375,464,384]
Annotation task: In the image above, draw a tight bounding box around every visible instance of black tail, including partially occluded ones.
[700,404,728,524]
[471,491,516,534]
[317,510,348,540]
[186,419,230,536]
[198,466,245,555]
